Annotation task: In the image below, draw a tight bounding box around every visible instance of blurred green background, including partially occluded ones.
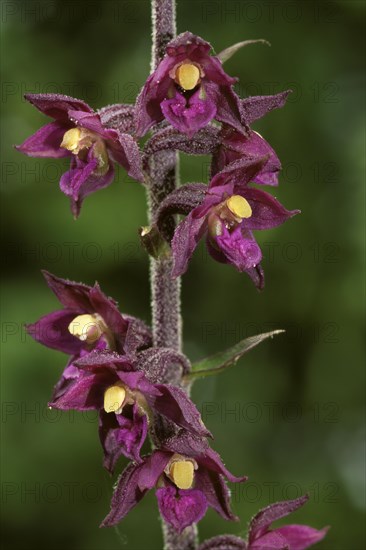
[1,0,365,548]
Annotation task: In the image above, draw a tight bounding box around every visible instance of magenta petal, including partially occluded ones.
[99,405,148,473]
[136,451,172,492]
[246,264,265,291]
[193,191,223,219]
[134,77,165,137]
[148,384,212,438]
[49,372,106,411]
[194,468,238,522]
[41,272,131,350]
[59,150,114,217]
[59,155,98,200]
[101,461,149,527]
[201,447,248,484]
[207,233,264,289]
[71,161,114,217]
[67,110,107,134]
[171,212,207,277]
[24,93,92,120]
[274,525,328,550]
[108,131,144,182]
[42,271,96,310]
[215,226,262,272]
[98,103,136,134]
[135,56,177,137]
[249,496,309,541]
[74,351,131,371]
[239,188,300,230]
[26,310,84,355]
[156,486,208,533]
[68,109,128,149]
[99,411,126,473]
[210,155,269,189]
[241,91,291,125]
[115,413,147,464]
[201,55,237,86]
[162,430,209,458]
[115,370,160,396]
[16,121,70,158]
[246,133,281,185]
[88,285,129,352]
[51,360,81,401]
[166,32,211,58]
[205,83,244,135]
[161,90,216,138]
[123,316,152,355]
[213,129,281,186]
[121,403,149,459]
[249,530,289,549]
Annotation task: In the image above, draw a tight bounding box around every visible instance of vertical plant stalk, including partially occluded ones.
[149,0,181,354]
[148,1,197,548]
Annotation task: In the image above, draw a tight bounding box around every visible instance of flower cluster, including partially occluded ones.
[17,33,298,287]
[19,31,327,546]
[27,271,245,531]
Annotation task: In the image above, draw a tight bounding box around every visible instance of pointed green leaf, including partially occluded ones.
[217,39,271,64]
[184,330,284,381]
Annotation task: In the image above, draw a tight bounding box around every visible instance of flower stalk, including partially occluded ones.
[149,0,182,354]
[149,1,198,547]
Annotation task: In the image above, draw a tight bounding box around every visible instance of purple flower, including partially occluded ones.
[26,271,151,399]
[49,353,211,472]
[168,157,299,288]
[210,91,293,185]
[198,496,328,550]
[16,94,143,216]
[246,495,328,549]
[212,125,281,186]
[135,32,243,138]
[101,432,247,533]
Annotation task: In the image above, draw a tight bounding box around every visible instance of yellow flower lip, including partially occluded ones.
[169,459,195,490]
[175,63,200,91]
[68,314,104,344]
[60,127,82,151]
[103,385,126,414]
[226,195,252,219]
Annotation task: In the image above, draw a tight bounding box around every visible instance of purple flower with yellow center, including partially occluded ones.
[16,94,143,216]
[101,432,247,533]
[135,32,243,138]
[26,271,151,400]
[157,157,299,288]
[49,353,211,472]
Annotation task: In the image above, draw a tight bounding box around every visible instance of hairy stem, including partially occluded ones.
[149,0,198,548]
[149,0,180,352]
